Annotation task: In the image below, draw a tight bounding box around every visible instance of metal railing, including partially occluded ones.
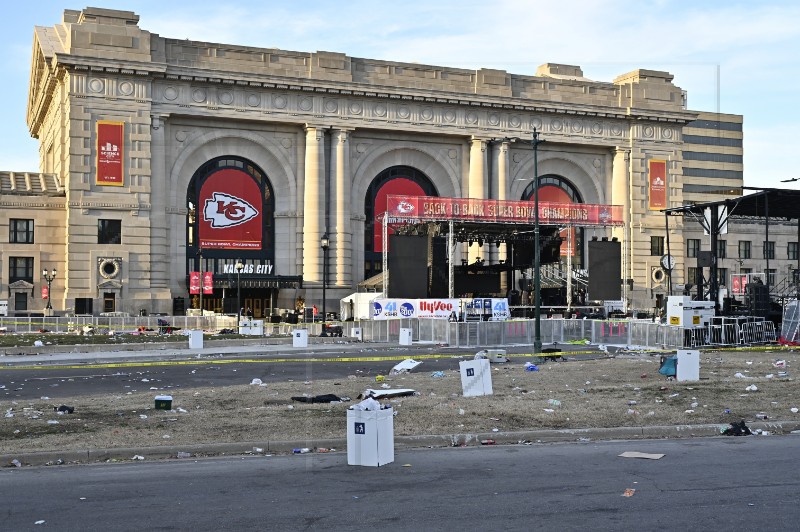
[0,315,779,350]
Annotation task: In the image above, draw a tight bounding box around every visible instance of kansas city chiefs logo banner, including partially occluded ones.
[198,168,263,249]
[203,192,257,228]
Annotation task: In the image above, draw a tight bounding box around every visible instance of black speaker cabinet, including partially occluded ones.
[588,240,621,301]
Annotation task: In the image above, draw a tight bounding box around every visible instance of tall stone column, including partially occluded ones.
[468,137,488,263]
[490,140,510,265]
[302,126,326,284]
[611,148,631,287]
[330,128,353,287]
[149,114,168,289]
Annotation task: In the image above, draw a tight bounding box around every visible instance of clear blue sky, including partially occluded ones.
[2,0,798,188]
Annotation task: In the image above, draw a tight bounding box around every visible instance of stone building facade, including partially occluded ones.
[1,7,795,317]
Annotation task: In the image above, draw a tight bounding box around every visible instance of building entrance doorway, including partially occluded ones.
[103,293,116,313]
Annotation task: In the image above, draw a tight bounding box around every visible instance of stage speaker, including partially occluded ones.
[429,236,448,298]
[745,283,770,318]
[697,251,713,268]
[588,240,621,300]
[388,234,428,298]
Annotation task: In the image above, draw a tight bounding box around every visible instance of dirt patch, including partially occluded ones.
[2,350,798,455]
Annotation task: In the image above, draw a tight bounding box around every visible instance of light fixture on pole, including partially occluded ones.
[42,268,56,311]
[235,259,244,327]
[530,128,545,353]
[320,233,330,337]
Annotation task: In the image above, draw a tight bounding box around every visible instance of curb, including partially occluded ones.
[4,421,800,467]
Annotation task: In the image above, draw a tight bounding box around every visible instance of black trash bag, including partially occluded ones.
[290,394,348,404]
[722,420,752,436]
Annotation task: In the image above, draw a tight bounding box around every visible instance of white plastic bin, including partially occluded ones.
[399,327,413,346]
[292,329,308,348]
[347,407,394,467]
[676,349,700,381]
[351,327,363,341]
[459,359,493,397]
[188,330,203,349]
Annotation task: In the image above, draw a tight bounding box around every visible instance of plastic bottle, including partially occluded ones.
[480,439,496,445]
[293,448,311,454]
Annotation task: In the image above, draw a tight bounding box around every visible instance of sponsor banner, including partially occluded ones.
[189,271,201,295]
[372,298,459,320]
[466,298,510,321]
[96,121,124,186]
[41,286,49,300]
[648,160,667,210]
[199,168,263,250]
[202,272,214,294]
[385,195,622,227]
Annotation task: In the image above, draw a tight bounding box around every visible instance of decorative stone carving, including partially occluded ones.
[448,149,457,159]
[643,125,654,138]
[247,93,260,107]
[118,81,134,96]
[219,91,234,105]
[421,108,434,121]
[397,106,410,119]
[175,131,187,142]
[510,116,521,128]
[591,122,603,134]
[570,121,583,133]
[324,99,338,113]
[274,95,287,108]
[662,127,673,139]
[611,125,623,136]
[374,103,387,117]
[299,97,313,111]
[488,113,500,126]
[164,86,178,101]
[531,117,542,130]
[551,119,563,131]
[349,102,363,114]
[466,112,478,124]
[444,110,456,123]
[192,89,207,103]
[89,78,104,93]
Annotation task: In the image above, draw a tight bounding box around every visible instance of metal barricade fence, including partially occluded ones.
[740,320,777,344]
[0,315,781,349]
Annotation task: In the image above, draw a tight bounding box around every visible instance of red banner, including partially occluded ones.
[731,274,746,295]
[203,272,214,294]
[648,160,667,210]
[96,121,124,186]
[189,272,201,294]
[385,195,623,227]
[41,286,49,300]
[374,178,426,252]
[199,168,263,250]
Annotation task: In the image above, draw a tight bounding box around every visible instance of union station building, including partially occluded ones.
[1,7,796,318]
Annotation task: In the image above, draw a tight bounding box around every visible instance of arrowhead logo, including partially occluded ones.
[203,192,259,228]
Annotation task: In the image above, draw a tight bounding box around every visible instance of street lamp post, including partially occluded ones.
[320,233,330,337]
[235,259,244,328]
[42,268,57,311]
[530,128,545,353]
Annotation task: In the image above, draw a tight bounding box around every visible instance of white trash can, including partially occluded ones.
[676,349,700,381]
[351,327,363,341]
[399,327,413,346]
[188,330,203,349]
[292,329,308,348]
[459,359,493,397]
[347,407,394,467]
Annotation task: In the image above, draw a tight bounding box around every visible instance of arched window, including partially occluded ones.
[363,166,437,279]
[521,174,585,267]
[186,156,275,261]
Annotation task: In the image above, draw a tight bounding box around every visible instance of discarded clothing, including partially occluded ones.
[722,420,752,436]
[357,388,416,399]
[290,394,349,404]
[659,355,677,377]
